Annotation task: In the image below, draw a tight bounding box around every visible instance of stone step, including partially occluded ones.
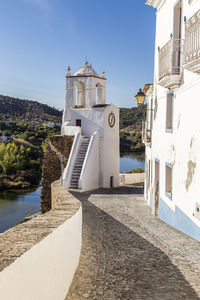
[71,178,80,181]
[72,171,81,175]
[70,180,78,183]
[72,173,80,177]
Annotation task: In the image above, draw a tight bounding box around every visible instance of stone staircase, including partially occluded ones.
[70,136,90,189]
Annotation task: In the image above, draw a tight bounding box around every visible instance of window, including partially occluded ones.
[166,164,172,199]
[166,92,174,131]
[149,160,151,186]
[96,84,103,104]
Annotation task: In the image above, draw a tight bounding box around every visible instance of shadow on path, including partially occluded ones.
[66,187,200,300]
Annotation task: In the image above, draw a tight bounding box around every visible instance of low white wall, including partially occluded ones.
[0,184,82,300]
[119,173,144,185]
[61,123,81,136]
[79,131,100,191]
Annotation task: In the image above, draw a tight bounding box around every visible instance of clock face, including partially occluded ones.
[108,112,115,128]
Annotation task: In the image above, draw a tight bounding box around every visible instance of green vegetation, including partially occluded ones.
[0,95,147,191]
[0,95,62,123]
[120,104,146,153]
[0,142,41,191]
[0,96,62,191]
[120,131,145,153]
[120,104,146,129]
[126,168,144,173]
[0,143,31,174]
[0,121,60,146]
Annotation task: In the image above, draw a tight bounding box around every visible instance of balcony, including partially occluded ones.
[184,10,200,74]
[158,39,183,89]
[142,121,152,146]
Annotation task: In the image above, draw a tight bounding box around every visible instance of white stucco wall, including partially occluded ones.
[79,131,100,191]
[62,104,119,191]
[61,123,81,136]
[145,0,200,236]
[62,64,119,192]
[0,203,82,300]
[70,108,104,137]
[102,104,119,188]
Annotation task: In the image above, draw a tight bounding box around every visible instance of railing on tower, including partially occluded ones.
[184,10,200,68]
[159,39,183,81]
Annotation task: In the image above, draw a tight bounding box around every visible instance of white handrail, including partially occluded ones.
[62,131,82,188]
[78,131,99,190]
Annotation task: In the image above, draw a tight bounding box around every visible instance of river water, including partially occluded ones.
[120,152,145,173]
[0,185,41,233]
[0,153,145,233]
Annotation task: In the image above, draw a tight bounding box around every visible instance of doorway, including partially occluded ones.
[154,160,160,217]
[172,0,182,74]
[110,176,114,188]
[76,119,81,127]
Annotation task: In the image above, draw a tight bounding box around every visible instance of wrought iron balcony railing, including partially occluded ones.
[142,121,152,144]
[158,39,183,89]
[184,10,200,73]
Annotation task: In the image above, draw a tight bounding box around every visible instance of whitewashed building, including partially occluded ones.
[145,0,200,241]
[61,61,119,192]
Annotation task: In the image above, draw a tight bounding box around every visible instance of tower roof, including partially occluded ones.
[74,61,99,77]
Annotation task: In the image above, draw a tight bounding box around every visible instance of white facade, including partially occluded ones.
[145,0,200,241]
[61,62,119,192]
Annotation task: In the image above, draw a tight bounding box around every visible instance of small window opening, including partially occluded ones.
[96,85,98,105]
[75,85,78,107]
[166,92,173,131]
[149,160,151,185]
[110,176,114,188]
[166,165,172,199]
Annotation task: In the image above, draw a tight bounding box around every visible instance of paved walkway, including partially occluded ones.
[66,185,200,300]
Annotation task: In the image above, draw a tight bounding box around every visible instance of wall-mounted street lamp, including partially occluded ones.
[135,88,146,105]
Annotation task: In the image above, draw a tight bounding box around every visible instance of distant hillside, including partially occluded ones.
[0,95,62,123]
[119,105,147,153]
[120,104,147,129]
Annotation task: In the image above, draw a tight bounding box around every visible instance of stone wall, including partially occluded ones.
[0,181,82,300]
[41,135,74,213]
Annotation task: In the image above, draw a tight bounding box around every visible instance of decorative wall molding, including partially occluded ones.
[146,0,163,8]
[186,9,200,30]
[188,0,195,5]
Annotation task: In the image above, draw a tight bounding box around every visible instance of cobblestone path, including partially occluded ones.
[66,185,200,300]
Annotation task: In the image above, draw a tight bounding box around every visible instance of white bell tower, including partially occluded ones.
[62,61,106,124]
[61,61,119,192]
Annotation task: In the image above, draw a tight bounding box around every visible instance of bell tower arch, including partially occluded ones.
[62,61,106,123]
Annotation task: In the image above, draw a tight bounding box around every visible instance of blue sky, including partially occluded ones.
[0,0,156,108]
